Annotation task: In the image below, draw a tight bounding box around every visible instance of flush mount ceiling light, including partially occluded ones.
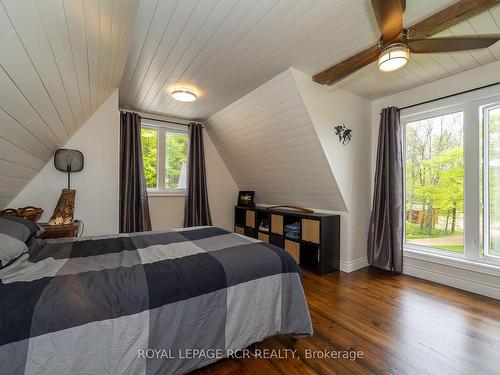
[171,87,197,102]
[377,43,409,72]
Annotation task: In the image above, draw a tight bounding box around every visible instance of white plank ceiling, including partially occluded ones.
[3,0,500,208]
[206,69,347,211]
[119,0,472,120]
[0,0,138,207]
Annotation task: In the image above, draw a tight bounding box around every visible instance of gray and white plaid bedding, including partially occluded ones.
[0,226,313,375]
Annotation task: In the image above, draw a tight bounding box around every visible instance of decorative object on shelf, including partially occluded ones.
[237,191,255,207]
[284,221,301,240]
[48,190,76,225]
[0,207,43,222]
[334,124,352,145]
[48,149,84,226]
[266,205,314,214]
[258,218,270,232]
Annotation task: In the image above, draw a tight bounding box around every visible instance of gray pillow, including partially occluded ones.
[0,217,32,242]
[0,216,44,241]
[0,233,28,268]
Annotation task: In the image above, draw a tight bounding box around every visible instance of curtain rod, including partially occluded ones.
[141,116,189,126]
[400,81,500,111]
[119,108,203,127]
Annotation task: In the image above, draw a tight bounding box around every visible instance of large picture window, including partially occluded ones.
[405,112,464,253]
[140,119,188,194]
[403,90,500,266]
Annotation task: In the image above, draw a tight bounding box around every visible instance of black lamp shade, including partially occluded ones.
[54,149,84,172]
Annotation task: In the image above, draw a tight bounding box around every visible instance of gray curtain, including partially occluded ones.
[184,123,212,227]
[367,107,403,273]
[119,111,152,233]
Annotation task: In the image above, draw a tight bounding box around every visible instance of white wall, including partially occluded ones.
[148,129,238,231]
[148,196,185,230]
[291,68,372,266]
[371,60,500,299]
[9,90,120,236]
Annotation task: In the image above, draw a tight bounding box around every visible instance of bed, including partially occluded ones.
[0,226,313,375]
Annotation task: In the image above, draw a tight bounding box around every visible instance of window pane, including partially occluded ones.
[141,128,158,189]
[486,106,500,257]
[405,112,464,253]
[165,133,188,189]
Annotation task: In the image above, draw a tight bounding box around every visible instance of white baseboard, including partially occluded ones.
[338,254,500,299]
[340,257,369,273]
[403,263,500,300]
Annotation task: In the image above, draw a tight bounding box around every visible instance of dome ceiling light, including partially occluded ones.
[171,87,197,102]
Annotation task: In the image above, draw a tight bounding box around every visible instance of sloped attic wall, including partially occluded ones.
[206,69,347,211]
[9,91,120,236]
[291,68,372,266]
[0,0,137,208]
[207,68,372,266]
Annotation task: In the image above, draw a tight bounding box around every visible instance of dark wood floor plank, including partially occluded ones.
[309,272,500,352]
[193,267,500,375]
[305,288,465,374]
[305,310,417,374]
[260,336,319,375]
[304,272,499,373]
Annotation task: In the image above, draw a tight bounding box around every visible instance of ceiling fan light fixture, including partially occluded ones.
[377,43,409,72]
[171,87,197,102]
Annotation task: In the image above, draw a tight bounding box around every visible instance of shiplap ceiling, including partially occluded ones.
[4,0,500,208]
[0,0,138,207]
[119,0,468,119]
[337,4,500,98]
[206,69,347,211]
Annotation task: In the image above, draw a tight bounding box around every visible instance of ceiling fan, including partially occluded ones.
[313,0,500,85]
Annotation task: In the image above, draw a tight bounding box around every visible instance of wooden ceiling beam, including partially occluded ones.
[313,0,500,85]
[312,44,380,85]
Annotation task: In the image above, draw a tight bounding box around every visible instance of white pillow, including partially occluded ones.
[0,233,28,268]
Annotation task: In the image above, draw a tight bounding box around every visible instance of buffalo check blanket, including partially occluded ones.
[0,226,312,375]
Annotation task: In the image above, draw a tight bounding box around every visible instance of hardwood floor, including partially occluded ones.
[194,267,500,375]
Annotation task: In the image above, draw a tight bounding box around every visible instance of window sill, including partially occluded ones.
[147,190,186,197]
[403,248,500,278]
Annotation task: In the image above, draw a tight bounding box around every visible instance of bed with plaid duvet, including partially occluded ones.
[0,226,312,375]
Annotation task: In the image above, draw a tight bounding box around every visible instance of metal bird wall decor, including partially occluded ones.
[334,124,352,145]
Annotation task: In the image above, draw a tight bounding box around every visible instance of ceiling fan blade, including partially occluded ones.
[407,36,500,53]
[371,0,405,41]
[409,0,500,40]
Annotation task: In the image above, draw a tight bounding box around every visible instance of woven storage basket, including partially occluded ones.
[0,206,43,222]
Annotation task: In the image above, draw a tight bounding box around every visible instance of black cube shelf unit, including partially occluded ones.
[234,205,340,275]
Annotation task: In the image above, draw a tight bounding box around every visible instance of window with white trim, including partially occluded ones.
[140,119,189,194]
[482,104,500,258]
[402,89,500,265]
[404,112,464,253]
